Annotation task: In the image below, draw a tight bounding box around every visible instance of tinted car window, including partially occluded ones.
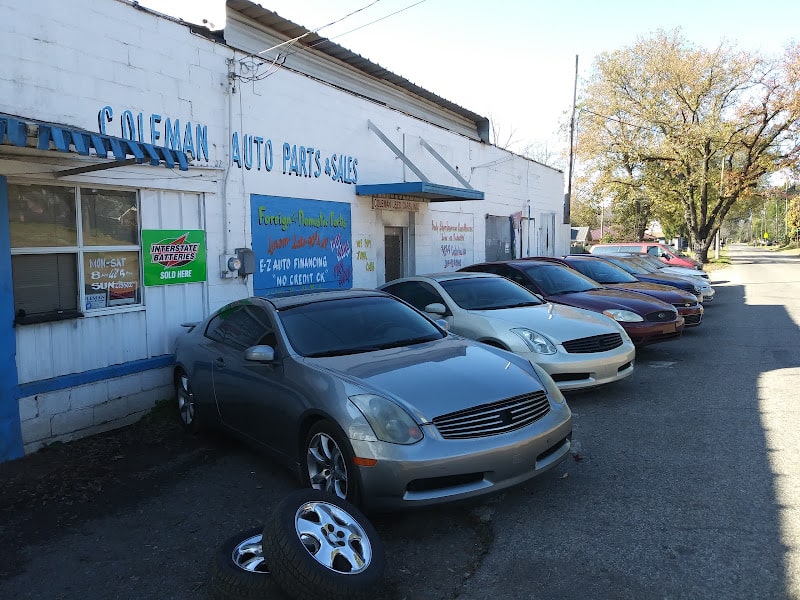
[590,245,618,254]
[517,263,599,295]
[205,304,273,351]
[278,296,444,357]
[439,277,543,310]
[603,256,647,275]
[568,260,638,284]
[382,280,445,312]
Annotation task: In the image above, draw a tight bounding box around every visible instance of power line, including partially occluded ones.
[236,0,428,83]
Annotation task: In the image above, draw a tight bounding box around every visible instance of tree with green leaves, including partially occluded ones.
[574,30,800,262]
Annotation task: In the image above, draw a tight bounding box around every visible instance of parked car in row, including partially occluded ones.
[589,242,703,270]
[602,254,715,303]
[459,259,684,347]
[379,272,636,391]
[173,289,573,511]
[632,253,713,284]
[555,255,704,327]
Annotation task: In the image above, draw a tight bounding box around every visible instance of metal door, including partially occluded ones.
[384,227,404,283]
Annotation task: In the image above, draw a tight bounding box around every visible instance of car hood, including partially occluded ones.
[546,287,675,315]
[660,266,706,278]
[604,282,696,304]
[468,303,623,340]
[637,273,696,289]
[306,337,546,420]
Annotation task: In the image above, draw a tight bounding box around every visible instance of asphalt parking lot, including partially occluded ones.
[1,244,799,600]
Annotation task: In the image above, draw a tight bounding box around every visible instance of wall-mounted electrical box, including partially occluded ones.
[235,248,255,276]
[219,254,241,279]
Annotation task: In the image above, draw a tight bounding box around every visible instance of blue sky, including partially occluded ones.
[141,0,800,157]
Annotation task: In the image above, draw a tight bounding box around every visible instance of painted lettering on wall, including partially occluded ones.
[354,236,375,273]
[98,106,209,162]
[431,213,475,271]
[231,132,358,185]
[251,195,353,295]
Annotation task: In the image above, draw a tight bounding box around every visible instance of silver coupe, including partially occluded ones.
[173,289,573,511]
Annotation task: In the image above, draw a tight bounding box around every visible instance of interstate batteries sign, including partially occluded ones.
[142,230,207,286]
[250,195,352,296]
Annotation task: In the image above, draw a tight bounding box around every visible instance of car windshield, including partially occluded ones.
[440,277,544,310]
[625,256,662,273]
[519,263,600,295]
[278,295,444,357]
[636,255,669,270]
[569,260,638,284]
[607,256,651,274]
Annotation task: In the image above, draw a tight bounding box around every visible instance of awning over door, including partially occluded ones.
[0,113,189,171]
[355,181,484,202]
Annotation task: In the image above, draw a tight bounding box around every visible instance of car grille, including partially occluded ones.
[645,310,678,322]
[562,333,623,353]
[432,391,551,439]
[684,314,702,325]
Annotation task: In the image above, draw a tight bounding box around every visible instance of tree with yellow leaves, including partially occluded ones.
[575,30,800,262]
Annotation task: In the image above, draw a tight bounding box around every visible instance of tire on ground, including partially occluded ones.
[210,526,281,600]
[263,489,386,600]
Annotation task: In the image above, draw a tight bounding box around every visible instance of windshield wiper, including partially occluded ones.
[305,347,380,358]
[502,301,543,308]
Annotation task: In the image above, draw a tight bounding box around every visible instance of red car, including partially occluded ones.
[550,255,703,327]
[459,259,685,347]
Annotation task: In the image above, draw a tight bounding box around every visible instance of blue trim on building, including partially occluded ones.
[0,176,24,462]
[16,354,176,399]
[1,113,189,171]
[355,181,484,202]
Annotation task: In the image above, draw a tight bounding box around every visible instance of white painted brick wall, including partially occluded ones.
[92,397,129,426]
[51,407,94,437]
[107,374,144,401]
[20,417,52,449]
[36,390,72,420]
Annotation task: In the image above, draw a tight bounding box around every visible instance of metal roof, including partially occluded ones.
[225,0,490,143]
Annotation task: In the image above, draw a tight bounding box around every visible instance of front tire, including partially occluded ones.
[262,490,385,600]
[175,369,202,433]
[302,421,362,506]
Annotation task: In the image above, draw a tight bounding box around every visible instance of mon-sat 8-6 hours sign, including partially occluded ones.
[142,230,207,286]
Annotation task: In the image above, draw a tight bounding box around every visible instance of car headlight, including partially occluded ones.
[602,309,644,322]
[510,328,557,354]
[349,394,423,445]
[530,363,566,405]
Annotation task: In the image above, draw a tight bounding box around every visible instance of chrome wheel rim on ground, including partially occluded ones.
[176,373,195,427]
[295,500,372,574]
[306,433,348,499]
[231,532,269,573]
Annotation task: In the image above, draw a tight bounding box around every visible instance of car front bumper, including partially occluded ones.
[351,402,572,511]
[524,344,635,392]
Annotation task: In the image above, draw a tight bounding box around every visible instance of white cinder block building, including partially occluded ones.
[0,0,568,461]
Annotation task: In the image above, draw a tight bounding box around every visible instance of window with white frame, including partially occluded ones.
[8,183,142,324]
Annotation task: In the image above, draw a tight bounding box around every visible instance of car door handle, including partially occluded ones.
[214,357,225,368]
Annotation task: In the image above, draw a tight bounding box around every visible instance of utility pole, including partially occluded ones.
[563,55,578,225]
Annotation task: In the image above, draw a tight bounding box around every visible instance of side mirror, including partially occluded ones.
[244,345,275,362]
[424,302,447,315]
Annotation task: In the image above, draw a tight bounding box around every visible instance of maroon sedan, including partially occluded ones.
[553,255,703,327]
[459,259,685,347]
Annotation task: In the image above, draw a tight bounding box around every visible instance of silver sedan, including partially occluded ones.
[379,272,636,391]
[173,289,572,511]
